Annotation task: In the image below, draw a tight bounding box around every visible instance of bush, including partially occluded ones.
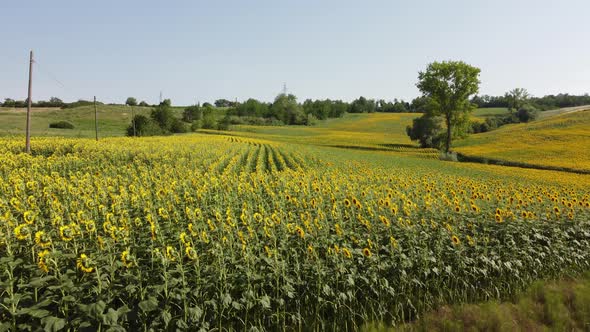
[201,114,217,129]
[170,119,188,133]
[406,115,444,148]
[190,121,202,132]
[127,115,162,136]
[49,121,75,129]
[517,104,540,123]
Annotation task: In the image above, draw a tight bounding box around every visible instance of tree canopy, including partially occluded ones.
[415,60,481,152]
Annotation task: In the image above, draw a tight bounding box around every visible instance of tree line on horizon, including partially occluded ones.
[3,92,589,113]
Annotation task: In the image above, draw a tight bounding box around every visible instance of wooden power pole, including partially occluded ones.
[25,50,33,153]
[94,96,98,141]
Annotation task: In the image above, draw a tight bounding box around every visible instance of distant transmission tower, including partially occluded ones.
[282,83,287,95]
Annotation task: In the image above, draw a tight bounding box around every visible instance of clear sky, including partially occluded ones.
[1,0,589,105]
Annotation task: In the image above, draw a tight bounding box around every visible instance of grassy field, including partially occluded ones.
[231,112,421,151]
[455,109,590,171]
[0,105,226,138]
[369,272,590,331]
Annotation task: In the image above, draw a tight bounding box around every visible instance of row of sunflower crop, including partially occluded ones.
[0,136,589,331]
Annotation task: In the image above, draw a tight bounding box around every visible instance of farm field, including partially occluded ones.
[454,109,590,172]
[0,106,227,138]
[1,133,589,330]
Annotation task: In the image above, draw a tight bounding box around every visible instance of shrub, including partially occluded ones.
[49,121,75,129]
[170,119,188,133]
[190,121,202,132]
[517,104,540,123]
[406,115,444,148]
[127,115,162,136]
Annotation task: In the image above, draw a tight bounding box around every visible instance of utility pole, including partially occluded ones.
[94,96,98,141]
[25,50,33,154]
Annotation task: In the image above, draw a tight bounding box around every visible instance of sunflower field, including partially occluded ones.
[1,135,590,331]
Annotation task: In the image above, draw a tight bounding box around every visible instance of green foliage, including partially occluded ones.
[516,104,540,123]
[151,104,175,132]
[406,116,444,148]
[214,99,236,107]
[182,104,203,122]
[505,88,530,112]
[302,99,348,120]
[391,273,590,332]
[48,121,75,129]
[377,99,410,113]
[416,60,481,152]
[270,93,306,125]
[229,99,270,118]
[139,101,149,107]
[350,96,376,113]
[126,115,162,136]
[160,99,171,107]
[201,106,217,129]
[170,119,188,133]
[125,97,138,106]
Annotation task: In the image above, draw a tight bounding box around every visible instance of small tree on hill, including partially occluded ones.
[505,88,529,113]
[125,97,138,106]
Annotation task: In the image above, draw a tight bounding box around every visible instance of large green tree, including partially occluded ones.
[416,60,481,152]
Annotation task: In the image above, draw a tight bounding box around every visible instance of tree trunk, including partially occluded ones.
[445,116,452,153]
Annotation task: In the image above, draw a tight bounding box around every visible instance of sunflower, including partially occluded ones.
[85,220,96,233]
[334,223,343,236]
[379,215,390,227]
[76,254,94,273]
[200,231,210,244]
[38,250,50,273]
[179,232,191,247]
[264,246,273,258]
[295,226,305,239]
[451,235,460,246]
[307,245,314,255]
[390,236,398,249]
[185,246,198,260]
[553,206,560,214]
[34,231,51,248]
[362,248,372,257]
[344,199,351,208]
[59,225,74,242]
[14,224,31,241]
[342,248,352,259]
[253,213,263,222]
[495,214,503,223]
[121,250,134,268]
[166,246,176,261]
[23,211,36,224]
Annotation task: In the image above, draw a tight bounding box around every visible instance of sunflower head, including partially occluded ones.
[362,248,372,257]
[76,254,94,273]
[451,235,460,246]
[34,231,51,248]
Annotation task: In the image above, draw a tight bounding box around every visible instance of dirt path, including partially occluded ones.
[539,105,590,119]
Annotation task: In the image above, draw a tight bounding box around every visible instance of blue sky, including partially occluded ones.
[1,0,589,105]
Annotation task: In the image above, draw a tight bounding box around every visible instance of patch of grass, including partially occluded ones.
[0,105,227,138]
[367,273,590,332]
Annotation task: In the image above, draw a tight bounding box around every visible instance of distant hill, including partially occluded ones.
[455,108,590,172]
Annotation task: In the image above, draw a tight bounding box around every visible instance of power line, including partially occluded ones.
[33,60,67,89]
